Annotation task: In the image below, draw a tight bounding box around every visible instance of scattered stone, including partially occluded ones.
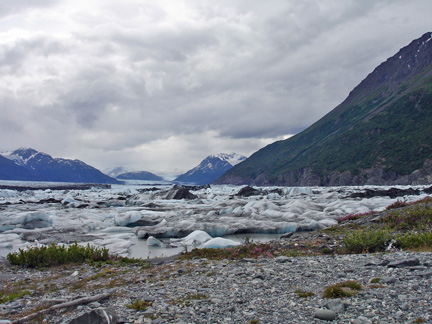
[279,232,294,240]
[387,258,420,268]
[314,308,337,321]
[324,299,345,313]
[68,308,118,324]
[353,316,373,324]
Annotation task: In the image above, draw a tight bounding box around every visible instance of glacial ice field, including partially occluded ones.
[0,181,430,259]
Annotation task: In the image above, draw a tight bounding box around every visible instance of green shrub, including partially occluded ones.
[127,299,153,311]
[343,228,392,253]
[323,286,352,298]
[294,289,315,298]
[395,231,432,249]
[383,205,432,230]
[7,242,113,268]
[323,281,362,298]
[370,278,381,284]
[0,290,30,304]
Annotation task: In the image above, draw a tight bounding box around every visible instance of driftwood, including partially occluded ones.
[13,293,111,324]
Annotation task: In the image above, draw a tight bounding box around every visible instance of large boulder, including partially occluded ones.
[68,308,118,324]
[165,185,197,200]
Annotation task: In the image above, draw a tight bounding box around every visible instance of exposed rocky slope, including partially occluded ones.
[217,32,432,186]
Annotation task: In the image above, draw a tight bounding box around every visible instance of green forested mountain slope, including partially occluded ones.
[217,32,432,186]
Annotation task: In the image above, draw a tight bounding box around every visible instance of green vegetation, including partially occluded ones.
[0,289,31,304]
[370,278,381,284]
[323,281,362,299]
[7,242,113,268]
[343,228,392,253]
[294,289,315,298]
[342,201,432,253]
[127,299,153,311]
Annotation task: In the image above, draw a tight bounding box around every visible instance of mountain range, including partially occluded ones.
[217,32,432,186]
[116,171,164,181]
[174,153,247,185]
[0,148,119,184]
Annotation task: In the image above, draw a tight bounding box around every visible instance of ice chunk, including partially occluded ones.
[318,218,338,228]
[171,230,212,245]
[147,236,165,247]
[114,212,142,227]
[203,237,241,249]
[18,211,52,229]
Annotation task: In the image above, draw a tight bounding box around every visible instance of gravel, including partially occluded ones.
[1,250,431,324]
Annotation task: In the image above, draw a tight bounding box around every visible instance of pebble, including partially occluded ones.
[0,251,431,323]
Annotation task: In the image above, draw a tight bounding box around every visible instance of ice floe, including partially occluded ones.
[0,182,430,258]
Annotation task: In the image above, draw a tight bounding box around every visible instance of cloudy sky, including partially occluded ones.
[0,0,431,175]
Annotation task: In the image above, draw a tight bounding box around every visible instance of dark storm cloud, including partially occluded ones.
[0,0,431,172]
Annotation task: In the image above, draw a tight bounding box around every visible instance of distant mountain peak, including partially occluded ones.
[174,153,247,185]
[210,153,247,166]
[104,166,133,178]
[0,148,119,184]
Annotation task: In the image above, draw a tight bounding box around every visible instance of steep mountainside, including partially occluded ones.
[175,153,247,185]
[0,148,120,184]
[116,171,164,181]
[217,32,432,186]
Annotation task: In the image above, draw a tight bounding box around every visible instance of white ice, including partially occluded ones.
[0,182,429,258]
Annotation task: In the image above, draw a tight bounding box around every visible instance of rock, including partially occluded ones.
[68,308,118,324]
[314,308,337,321]
[380,276,397,284]
[275,256,291,263]
[324,299,345,313]
[165,185,197,200]
[387,258,420,268]
[353,316,373,324]
[417,270,432,277]
[280,232,294,240]
[236,186,261,197]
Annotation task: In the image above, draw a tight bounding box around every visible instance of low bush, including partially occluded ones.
[383,205,432,230]
[343,228,392,253]
[294,289,315,298]
[323,281,362,298]
[7,242,113,268]
[395,231,432,249]
[0,290,30,304]
[127,299,153,311]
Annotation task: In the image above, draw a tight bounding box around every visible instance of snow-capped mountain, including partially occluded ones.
[174,153,247,185]
[104,166,133,178]
[0,148,120,184]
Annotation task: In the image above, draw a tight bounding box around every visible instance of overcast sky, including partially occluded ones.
[0,0,431,175]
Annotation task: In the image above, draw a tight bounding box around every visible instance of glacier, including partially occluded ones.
[0,181,430,258]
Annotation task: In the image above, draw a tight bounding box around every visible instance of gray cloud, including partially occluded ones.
[0,0,431,173]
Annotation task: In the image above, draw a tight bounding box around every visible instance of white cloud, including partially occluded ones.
[0,0,431,173]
